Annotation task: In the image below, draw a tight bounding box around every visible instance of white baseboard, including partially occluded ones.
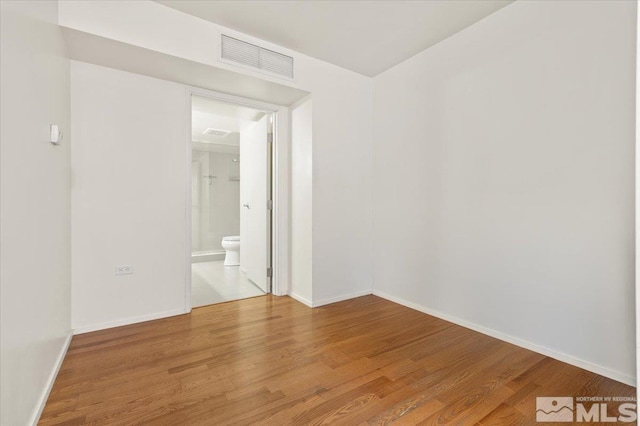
[288,292,313,307]
[30,332,73,426]
[310,290,372,308]
[271,286,288,297]
[288,290,372,308]
[372,290,636,387]
[73,308,188,334]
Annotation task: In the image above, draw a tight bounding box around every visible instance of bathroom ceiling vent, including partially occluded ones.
[203,128,231,137]
[221,34,294,79]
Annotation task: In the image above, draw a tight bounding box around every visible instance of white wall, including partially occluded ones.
[0,1,72,424]
[192,150,240,252]
[71,61,187,332]
[373,0,636,384]
[309,71,373,305]
[291,97,313,304]
[635,2,640,398]
[59,0,373,306]
[636,3,640,397]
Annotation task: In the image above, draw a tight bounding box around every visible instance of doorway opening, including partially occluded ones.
[188,94,274,308]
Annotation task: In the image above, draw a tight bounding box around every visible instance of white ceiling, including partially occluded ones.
[157,0,513,77]
[192,95,265,149]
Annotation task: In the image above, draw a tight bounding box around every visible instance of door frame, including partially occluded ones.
[184,87,287,311]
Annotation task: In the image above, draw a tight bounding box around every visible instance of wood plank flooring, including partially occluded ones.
[40,295,635,425]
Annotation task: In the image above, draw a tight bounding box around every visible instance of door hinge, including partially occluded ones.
[267,133,273,144]
[267,267,273,278]
[267,200,273,210]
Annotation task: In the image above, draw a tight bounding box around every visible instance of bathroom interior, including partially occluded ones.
[191,95,270,308]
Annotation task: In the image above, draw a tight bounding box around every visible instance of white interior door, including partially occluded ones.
[240,114,270,293]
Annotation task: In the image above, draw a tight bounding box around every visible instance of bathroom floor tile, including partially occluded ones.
[191,260,265,307]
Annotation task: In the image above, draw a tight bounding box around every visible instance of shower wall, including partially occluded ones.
[192,149,240,253]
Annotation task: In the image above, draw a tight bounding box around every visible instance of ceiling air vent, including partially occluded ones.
[221,34,294,79]
[203,128,231,137]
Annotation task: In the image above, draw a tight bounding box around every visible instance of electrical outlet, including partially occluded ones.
[115,265,134,275]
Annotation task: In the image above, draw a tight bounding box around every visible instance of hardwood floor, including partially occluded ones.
[40,295,634,425]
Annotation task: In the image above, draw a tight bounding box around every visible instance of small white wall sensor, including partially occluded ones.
[50,125,62,145]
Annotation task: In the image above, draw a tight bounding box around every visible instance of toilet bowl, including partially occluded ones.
[221,236,240,266]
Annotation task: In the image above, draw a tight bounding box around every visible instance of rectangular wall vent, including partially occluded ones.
[221,35,294,79]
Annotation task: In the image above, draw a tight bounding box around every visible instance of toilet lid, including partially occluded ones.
[223,236,240,241]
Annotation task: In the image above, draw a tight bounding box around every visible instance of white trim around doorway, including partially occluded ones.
[184,87,290,312]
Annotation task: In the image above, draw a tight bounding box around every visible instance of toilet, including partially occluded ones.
[221,236,240,266]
